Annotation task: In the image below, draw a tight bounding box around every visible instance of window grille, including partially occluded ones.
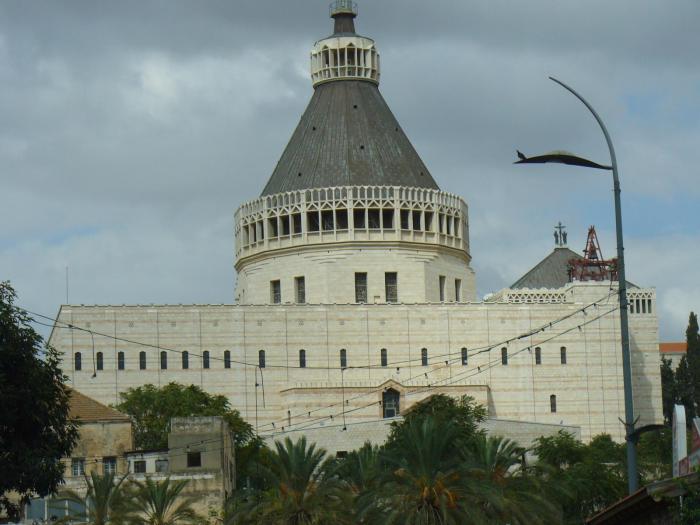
[355,273,367,303]
[270,280,281,304]
[103,457,117,475]
[133,460,146,473]
[385,272,398,303]
[383,389,400,418]
[71,458,85,477]
[117,351,125,370]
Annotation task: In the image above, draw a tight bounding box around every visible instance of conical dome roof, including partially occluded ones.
[260,3,439,196]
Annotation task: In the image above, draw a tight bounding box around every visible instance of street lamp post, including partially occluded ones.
[514,76,638,493]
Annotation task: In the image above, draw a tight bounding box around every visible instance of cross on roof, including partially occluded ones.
[554,222,567,247]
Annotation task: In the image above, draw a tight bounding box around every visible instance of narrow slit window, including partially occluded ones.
[501,347,508,365]
[560,346,567,365]
[258,349,266,368]
[424,211,433,231]
[385,272,398,303]
[160,351,167,370]
[281,215,290,236]
[299,349,306,368]
[439,276,446,302]
[381,348,388,367]
[292,213,302,234]
[295,276,306,304]
[182,351,189,369]
[117,351,125,370]
[224,350,231,369]
[270,280,281,304]
[203,351,210,369]
[268,217,278,238]
[455,279,462,302]
[96,352,103,371]
[340,349,347,369]
[461,347,468,366]
[648,299,653,314]
[421,348,428,366]
[74,352,82,371]
[535,347,542,365]
[550,394,557,413]
[139,351,146,370]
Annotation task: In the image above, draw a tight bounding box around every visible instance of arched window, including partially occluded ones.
[461,347,468,366]
[182,351,189,370]
[421,348,428,367]
[550,394,557,413]
[383,389,400,418]
[258,350,266,369]
[560,346,567,365]
[340,349,347,369]
[74,352,82,371]
[224,350,231,369]
[299,349,306,368]
[380,348,388,367]
[160,351,167,370]
[203,351,210,369]
[535,347,542,365]
[139,351,146,370]
[96,352,103,371]
[501,347,508,365]
[117,351,125,370]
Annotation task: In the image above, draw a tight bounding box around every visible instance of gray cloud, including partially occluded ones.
[1,0,698,341]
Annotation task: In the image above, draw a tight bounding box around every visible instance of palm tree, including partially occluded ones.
[358,417,472,525]
[128,477,201,525]
[227,436,352,525]
[58,471,130,525]
[463,434,561,525]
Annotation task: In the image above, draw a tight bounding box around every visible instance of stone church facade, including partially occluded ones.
[49,2,661,444]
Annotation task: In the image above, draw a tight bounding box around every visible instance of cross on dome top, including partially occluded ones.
[554,222,568,247]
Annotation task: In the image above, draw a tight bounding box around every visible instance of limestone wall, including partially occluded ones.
[49,282,661,444]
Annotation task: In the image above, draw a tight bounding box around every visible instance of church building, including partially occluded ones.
[49,1,662,445]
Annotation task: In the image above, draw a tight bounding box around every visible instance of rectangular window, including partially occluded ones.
[412,210,421,230]
[336,209,348,230]
[295,276,306,304]
[641,299,647,314]
[270,280,281,304]
[103,457,117,475]
[560,347,567,365]
[368,209,380,229]
[455,279,462,302]
[117,351,125,370]
[385,272,398,303]
[382,209,394,229]
[133,460,146,474]
[187,452,202,468]
[535,347,542,365]
[280,215,290,236]
[321,210,334,231]
[292,213,302,234]
[424,211,433,231]
[501,347,508,365]
[353,208,366,229]
[381,348,388,367]
[355,273,368,303]
[268,217,278,238]
[155,459,169,473]
[71,458,85,477]
[438,213,445,233]
[400,209,410,230]
[307,211,319,232]
[439,275,446,302]
[461,348,468,366]
[446,216,452,235]
[648,299,653,314]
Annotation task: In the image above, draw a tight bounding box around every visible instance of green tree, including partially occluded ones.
[661,357,679,425]
[385,394,486,448]
[533,431,626,524]
[128,477,201,525]
[59,471,130,525]
[0,281,79,519]
[115,383,253,450]
[359,417,469,524]
[228,436,351,525]
[687,312,700,414]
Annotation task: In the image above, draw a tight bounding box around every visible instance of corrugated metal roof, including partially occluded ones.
[510,247,582,289]
[260,80,439,196]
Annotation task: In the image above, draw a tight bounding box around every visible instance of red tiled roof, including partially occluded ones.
[68,388,130,422]
[660,342,687,354]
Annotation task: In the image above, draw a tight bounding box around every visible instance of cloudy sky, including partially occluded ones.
[1,1,698,340]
